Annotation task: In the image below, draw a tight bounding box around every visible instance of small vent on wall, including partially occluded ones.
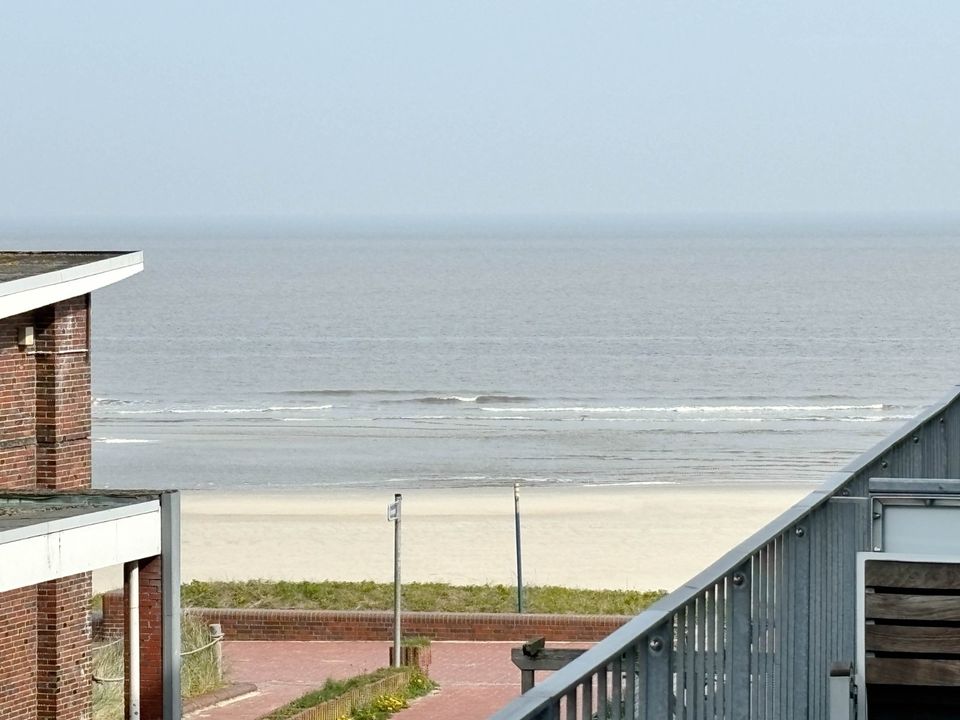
[17,326,34,348]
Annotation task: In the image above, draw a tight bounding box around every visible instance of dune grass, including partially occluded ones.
[92,615,224,720]
[181,580,665,615]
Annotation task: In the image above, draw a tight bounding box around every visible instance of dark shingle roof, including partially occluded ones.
[0,251,128,283]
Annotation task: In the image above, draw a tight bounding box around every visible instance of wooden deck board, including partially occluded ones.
[867,658,960,686]
[866,625,960,654]
[866,561,960,591]
[865,593,960,622]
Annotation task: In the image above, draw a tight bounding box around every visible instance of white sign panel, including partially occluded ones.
[387,500,400,522]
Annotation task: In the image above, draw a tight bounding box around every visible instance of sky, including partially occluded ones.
[1,2,959,229]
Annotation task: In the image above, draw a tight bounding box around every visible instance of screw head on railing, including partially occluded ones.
[732,572,746,587]
[795,526,805,538]
[880,460,888,469]
[648,637,664,653]
[913,435,920,444]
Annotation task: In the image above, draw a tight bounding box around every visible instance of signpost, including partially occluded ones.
[387,494,402,667]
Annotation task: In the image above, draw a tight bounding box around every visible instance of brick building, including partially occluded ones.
[0,252,180,720]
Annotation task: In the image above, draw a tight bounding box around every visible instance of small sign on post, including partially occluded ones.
[388,493,402,667]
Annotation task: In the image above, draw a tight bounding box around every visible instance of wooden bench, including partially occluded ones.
[511,637,586,693]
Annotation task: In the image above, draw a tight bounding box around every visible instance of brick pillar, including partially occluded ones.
[34,296,94,720]
[36,574,92,720]
[125,556,165,720]
[0,586,39,720]
[34,296,91,490]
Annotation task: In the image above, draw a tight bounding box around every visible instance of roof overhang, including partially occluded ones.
[0,251,143,320]
[0,492,161,592]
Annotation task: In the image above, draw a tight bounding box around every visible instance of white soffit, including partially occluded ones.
[0,251,144,320]
[0,500,161,593]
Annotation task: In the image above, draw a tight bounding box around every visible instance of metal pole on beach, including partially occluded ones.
[514,483,524,613]
[390,493,402,667]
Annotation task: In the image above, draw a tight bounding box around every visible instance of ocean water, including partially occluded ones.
[19,231,960,491]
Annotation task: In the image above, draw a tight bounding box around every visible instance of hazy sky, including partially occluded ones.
[1,2,958,226]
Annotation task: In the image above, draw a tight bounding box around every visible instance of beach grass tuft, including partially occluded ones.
[92,614,224,720]
[181,580,665,615]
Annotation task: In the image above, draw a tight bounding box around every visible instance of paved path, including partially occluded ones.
[188,640,564,720]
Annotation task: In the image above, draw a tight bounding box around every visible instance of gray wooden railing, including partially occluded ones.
[490,386,960,720]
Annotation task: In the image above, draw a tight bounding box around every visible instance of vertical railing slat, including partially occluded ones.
[724,578,733,718]
[624,646,638,720]
[790,523,810,720]
[704,586,716,720]
[716,580,726,720]
[582,675,594,720]
[757,545,768,720]
[695,595,706,720]
[680,610,687,719]
[643,620,673,719]
[564,687,577,720]
[729,562,751,720]
[764,541,774,720]
[612,654,623,720]
[598,664,609,720]
[750,552,760,719]
[780,532,791,720]
[685,604,696,719]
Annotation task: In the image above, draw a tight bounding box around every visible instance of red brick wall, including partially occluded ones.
[34,297,91,491]
[173,604,626,643]
[0,587,38,720]
[0,312,38,492]
[0,297,94,720]
[99,587,629,643]
[36,574,92,720]
[99,591,125,640]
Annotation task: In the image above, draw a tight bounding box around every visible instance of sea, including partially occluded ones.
[16,230,960,492]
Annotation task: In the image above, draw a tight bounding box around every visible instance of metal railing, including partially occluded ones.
[491,386,960,720]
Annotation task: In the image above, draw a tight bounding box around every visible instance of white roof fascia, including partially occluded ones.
[0,500,161,592]
[0,251,144,320]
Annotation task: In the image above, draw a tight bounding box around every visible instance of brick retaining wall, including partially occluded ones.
[98,591,629,642]
[192,608,628,642]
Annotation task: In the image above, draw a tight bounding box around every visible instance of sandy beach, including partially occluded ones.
[95,483,814,594]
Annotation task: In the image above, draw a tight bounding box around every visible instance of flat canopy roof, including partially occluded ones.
[0,250,143,319]
[0,491,165,592]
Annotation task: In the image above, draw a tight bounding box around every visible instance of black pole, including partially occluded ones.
[392,493,402,666]
[514,482,524,613]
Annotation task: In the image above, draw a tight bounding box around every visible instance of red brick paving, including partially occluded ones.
[187,640,585,720]
[395,642,521,720]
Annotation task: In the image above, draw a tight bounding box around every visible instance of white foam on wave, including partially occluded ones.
[112,404,333,415]
[267,405,333,411]
[94,438,156,444]
[839,415,914,423]
[582,480,678,487]
[482,403,886,415]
